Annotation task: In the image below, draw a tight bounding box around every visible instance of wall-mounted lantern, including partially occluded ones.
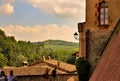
[74,32,79,40]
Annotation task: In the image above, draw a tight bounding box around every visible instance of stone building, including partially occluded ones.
[78,0,120,74]
[3,59,78,81]
[89,18,120,81]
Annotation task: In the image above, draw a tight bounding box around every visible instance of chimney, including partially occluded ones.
[58,61,60,66]
[48,56,51,60]
[23,61,28,67]
[42,56,46,61]
[76,54,79,59]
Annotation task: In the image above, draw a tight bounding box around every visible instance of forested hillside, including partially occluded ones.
[0,29,78,67]
[43,40,78,46]
[35,40,78,50]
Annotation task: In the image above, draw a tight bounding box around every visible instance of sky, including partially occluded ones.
[0,0,86,42]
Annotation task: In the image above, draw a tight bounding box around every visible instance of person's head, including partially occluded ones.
[1,71,5,76]
[9,70,13,75]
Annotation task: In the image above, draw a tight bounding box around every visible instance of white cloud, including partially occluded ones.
[0,0,15,14]
[0,24,76,42]
[26,0,85,19]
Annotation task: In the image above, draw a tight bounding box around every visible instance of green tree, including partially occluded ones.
[76,57,90,81]
[15,54,27,67]
[0,29,6,37]
[0,29,79,67]
[0,53,8,67]
[67,56,76,65]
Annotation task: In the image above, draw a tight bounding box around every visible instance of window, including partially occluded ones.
[99,1,108,26]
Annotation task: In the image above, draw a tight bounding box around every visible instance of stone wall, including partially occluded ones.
[17,74,78,81]
[86,29,112,74]
[89,19,120,81]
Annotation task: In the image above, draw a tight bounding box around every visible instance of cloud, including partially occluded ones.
[26,0,85,19]
[0,24,76,42]
[0,0,15,14]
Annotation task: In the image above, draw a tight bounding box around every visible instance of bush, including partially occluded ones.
[76,57,90,81]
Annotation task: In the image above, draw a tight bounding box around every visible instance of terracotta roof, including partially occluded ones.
[3,66,46,76]
[89,19,120,81]
[32,60,76,73]
[3,59,76,76]
[3,66,67,76]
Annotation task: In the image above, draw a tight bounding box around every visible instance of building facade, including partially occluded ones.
[78,0,120,73]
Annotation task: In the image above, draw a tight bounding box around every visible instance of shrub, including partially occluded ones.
[76,57,90,81]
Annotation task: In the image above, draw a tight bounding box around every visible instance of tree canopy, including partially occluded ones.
[0,29,78,67]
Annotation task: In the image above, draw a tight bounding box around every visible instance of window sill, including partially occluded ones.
[98,24,110,29]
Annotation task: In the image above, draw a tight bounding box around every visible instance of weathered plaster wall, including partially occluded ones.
[85,0,120,30]
[86,29,112,74]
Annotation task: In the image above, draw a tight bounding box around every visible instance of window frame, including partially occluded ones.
[99,1,109,26]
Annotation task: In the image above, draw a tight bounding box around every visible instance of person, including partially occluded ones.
[52,68,56,81]
[43,68,49,81]
[0,71,7,81]
[7,70,17,81]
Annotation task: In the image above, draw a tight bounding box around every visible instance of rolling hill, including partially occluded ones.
[35,39,79,50]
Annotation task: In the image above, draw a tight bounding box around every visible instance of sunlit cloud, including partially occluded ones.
[0,0,15,14]
[0,24,76,42]
[25,0,85,19]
